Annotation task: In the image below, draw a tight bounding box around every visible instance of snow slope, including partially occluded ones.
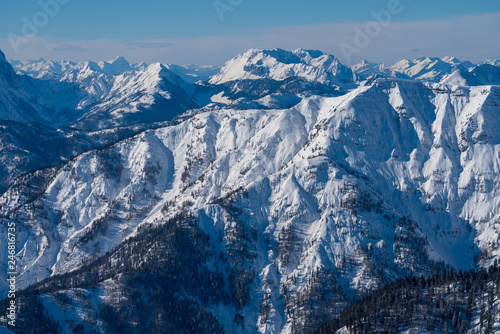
[2,78,500,333]
[0,50,73,125]
[205,48,354,108]
[66,62,199,130]
[441,65,500,87]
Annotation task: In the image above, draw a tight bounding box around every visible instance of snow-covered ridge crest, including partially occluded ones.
[209,48,356,85]
[6,49,500,130]
[0,53,201,130]
[11,51,500,89]
[353,55,500,86]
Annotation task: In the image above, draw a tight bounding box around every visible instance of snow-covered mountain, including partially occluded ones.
[10,49,354,127]
[11,58,78,80]
[0,51,83,126]
[3,56,201,130]
[0,121,86,193]
[389,56,469,82]
[61,62,200,130]
[2,48,500,333]
[442,64,500,86]
[96,56,133,75]
[481,59,500,67]
[14,57,220,83]
[13,49,354,111]
[1,75,500,333]
[210,48,356,86]
[0,118,182,194]
[208,49,356,108]
[206,48,356,108]
[352,56,499,85]
[14,56,134,79]
[11,50,499,123]
[165,63,220,83]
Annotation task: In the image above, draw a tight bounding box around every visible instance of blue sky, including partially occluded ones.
[1,0,499,65]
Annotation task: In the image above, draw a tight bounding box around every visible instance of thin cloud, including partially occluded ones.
[126,41,174,50]
[53,45,88,52]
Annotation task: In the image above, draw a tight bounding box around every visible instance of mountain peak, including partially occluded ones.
[209,47,354,85]
[440,69,469,86]
[481,59,500,67]
[132,62,149,71]
[441,56,462,65]
[293,49,325,58]
[356,60,376,66]
[247,48,302,64]
[143,62,182,83]
[146,62,166,73]
[108,56,129,66]
[98,56,132,75]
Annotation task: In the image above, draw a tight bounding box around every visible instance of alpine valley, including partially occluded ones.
[1,47,500,333]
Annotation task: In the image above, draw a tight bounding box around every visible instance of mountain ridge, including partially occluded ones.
[1,48,500,333]
[1,76,500,333]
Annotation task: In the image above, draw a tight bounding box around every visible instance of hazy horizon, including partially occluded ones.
[1,0,499,66]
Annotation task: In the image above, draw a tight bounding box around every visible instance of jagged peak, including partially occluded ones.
[209,47,353,85]
[254,48,336,63]
[132,61,149,71]
[98,56,132,75]
[412,56,442,63]
[292,48,327,59]
[234,48,333,65]
[351,60,379,69]
[392,58,415,68]
[145,62,167,73]
[82,60,103,72]
[481,59,500,67]
[113,55,127,62]
[441,56,463,64]
[102,55,130,66]
[440,69,469,86]
[238,48,302,64]
[142,62,183,84]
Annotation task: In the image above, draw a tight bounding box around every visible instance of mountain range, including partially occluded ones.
[0,48,500,333]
